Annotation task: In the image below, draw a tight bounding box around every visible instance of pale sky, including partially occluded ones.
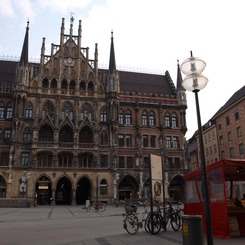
[0,0,244,139]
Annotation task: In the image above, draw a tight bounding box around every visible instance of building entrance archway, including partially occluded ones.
[76,177,91,205]
[35,176,52,205]
[118,176,139,201]
[0,176,6,198]
[56,177,72,205]
[169,175,184,202]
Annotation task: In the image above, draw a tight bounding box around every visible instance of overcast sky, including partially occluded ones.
[0,0,244,139]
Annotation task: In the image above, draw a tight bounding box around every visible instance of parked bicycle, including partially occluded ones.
[123,200,151,235]
[86,200,106,212]
[146,200,181,234]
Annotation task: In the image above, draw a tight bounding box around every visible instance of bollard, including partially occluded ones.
[182,215,203,245]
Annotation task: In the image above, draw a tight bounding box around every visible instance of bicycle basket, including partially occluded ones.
[125,205,137,213]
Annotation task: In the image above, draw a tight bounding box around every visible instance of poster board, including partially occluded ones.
[150,154,164,203]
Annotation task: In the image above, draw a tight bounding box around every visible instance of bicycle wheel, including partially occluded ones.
[99,203,106,212]
[123,213,139,235]
[170,213,181,231]
[86,204,94,212]
[147,213,161,235]
[144,214,151,233]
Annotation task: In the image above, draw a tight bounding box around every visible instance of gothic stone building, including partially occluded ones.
[0,18,187,205]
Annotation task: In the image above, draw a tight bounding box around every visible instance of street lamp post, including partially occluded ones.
[180,51,213,245]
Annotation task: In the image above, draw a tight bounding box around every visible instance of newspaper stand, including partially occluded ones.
[184,159,245,239]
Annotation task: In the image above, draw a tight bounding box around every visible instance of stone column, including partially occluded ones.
[72,188,77,206]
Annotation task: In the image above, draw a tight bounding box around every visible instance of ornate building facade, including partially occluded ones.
[0,18,188,205]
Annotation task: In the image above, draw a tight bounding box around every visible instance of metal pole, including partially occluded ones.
[194,90,213,245]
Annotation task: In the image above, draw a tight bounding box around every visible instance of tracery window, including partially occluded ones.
[61,102,73,120]
[42,78,49,88]
[69,80,76,90]
[142,111,148,126]
[88,82,94,92]
[59,126,73,142]
[42,101,55,119]
[81,103,92,121]
[100,131,108,145]
[80,81,86,91]
[100,107,107,122]
[51,78,57,89]
[61,79,68,90]
[23,127,32,142]
[125,109,132,125]
[25,103,33,118]
[38,125,53,142]
[79,126,93,143]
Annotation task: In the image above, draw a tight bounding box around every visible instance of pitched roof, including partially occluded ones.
[0,60,17,84]
[213,85,245,118]
[119,70,176,95]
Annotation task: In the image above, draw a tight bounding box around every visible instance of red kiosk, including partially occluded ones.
[184,159,245,239]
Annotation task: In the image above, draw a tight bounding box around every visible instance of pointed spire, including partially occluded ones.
[20,21,29,66]
[109,31,116,73]
[177,60,185,90]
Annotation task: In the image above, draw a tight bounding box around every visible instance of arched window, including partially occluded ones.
[80,81,86,91]
[79,126,93,143]
[42,101,55,119]
[125,109,132,125]
[164,112,170,127]
[100,107,107,122]
[142,110,148,126]
[6,102,12,119]
[25,103,32,118]
[172,112,178,128]
[149,111,155,127]
[88,81,93,92]
[51,78,57,89]
[23,127,32,142]
[61,79,68,90]
[59,126,73,142]
[0,102,4,119]
[80,103,92,121]
[61,102,73,120]
[100,131,108,145]
[119,109,124,125]
[38,125,53,142]
[69,80,76,90]
[100,179,107,196]
[42,78,49,88]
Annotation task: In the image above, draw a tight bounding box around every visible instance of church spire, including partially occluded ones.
[109,31,116,73]
[20,21,29,66]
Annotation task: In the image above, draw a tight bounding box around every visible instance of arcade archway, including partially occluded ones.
[76,177,91,205]
[118,176,139,201]
[56,177,72,205]
[35,176,52,205]
[169,175,184,202]
[0,176,6,198]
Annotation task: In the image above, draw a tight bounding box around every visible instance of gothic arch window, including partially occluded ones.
[80,81,86,91]
[100,130,108,145]
[0,102,4,119]
[142,110,148,126]
[100,107,107,122]
[79,126,93,143]
[61,79,68,90]
[88,81,93,92]
[119,109,124,125]
[42,100,55,119]
[69,80,76,90]
[149,110,155,127]
[51,78,57,89]
[61,102,73,120]
[125,109,132,125]
[164,112,170,127]
[59,125,73,142]
[6,102,12,119]
[25,102,33,118]
[23,127,32,143]
[42,78,49,88]
[78,153,93,168]
[172,112,178,128]
[81,103,92,121]
[37,151,52,167]
[38,125,53,142]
